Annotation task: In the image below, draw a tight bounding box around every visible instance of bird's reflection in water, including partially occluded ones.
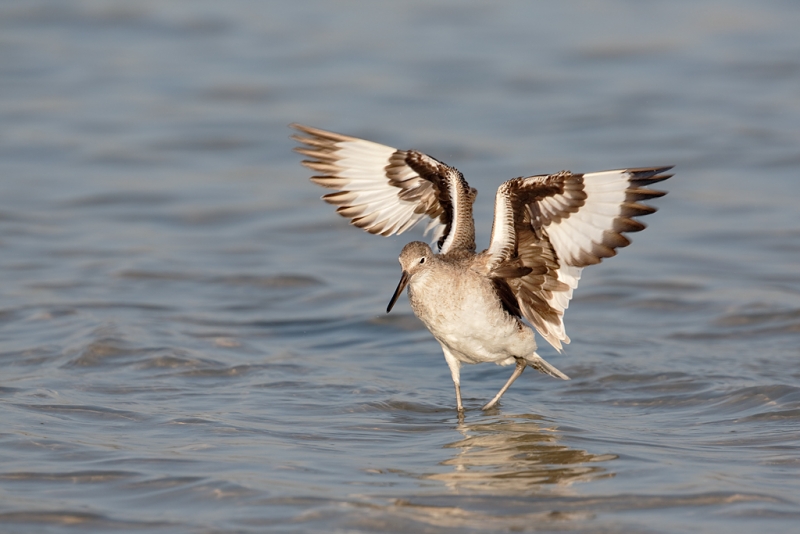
[426,413,616,495]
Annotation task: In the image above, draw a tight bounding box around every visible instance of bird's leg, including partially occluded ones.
[482,358,526,411]
[441,346,464,412]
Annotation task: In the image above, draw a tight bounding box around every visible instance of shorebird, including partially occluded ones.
[292,124,672,412]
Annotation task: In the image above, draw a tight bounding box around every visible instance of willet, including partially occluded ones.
[292,124,672,412]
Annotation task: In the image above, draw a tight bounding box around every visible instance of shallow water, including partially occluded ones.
[1,1,800,532]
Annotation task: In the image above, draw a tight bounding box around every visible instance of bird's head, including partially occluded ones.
[386,241,433,313]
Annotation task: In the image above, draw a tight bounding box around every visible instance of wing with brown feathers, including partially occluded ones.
[291,124,477,254]
[485,167,673,350]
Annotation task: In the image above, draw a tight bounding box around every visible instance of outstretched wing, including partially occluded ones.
[291,124,477,254]
[485,167,673,351]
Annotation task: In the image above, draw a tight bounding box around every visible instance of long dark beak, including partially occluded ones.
[386,271,410,313]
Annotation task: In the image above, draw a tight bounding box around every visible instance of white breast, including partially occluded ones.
[408,264,536,365]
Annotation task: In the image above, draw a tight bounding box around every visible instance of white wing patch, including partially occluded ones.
[291,124,447,240]
[545,171,627,266]
[486,183,516,269]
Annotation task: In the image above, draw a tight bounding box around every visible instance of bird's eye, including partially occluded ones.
[419,257,426,264]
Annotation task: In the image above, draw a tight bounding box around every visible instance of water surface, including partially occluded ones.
[1,1,800,532]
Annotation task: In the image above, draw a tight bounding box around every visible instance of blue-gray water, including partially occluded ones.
[2,1,799,532]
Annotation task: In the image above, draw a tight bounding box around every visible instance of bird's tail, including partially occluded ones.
[526,353,570,380]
